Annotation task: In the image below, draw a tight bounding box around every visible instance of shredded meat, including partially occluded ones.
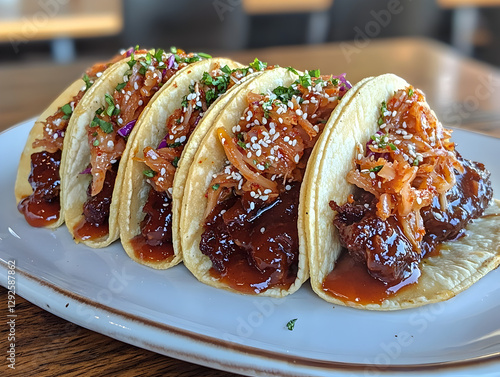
[332,156,492,284]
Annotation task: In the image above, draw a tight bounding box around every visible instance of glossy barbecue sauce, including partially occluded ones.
[201,182,300,294]
[130,189,175,263]
[324,157,492,304]
[18,150,62,227]
[73,162,119,241]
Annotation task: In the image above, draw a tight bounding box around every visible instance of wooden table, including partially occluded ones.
[1,37,500,376]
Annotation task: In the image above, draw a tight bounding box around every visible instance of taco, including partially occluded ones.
[118,58,273,269]
[303,73,500,310]
[180,67,361,297]
[14,47,137,228]
[61,47,209,248]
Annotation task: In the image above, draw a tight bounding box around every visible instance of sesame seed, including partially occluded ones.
[260,227,266,233]
[247,151,252,158]
[107,140,114,148]
[250,202,255,210]
[285,185,291,191]
[369,172,376,179]
[416,197,422,205]
[134,82,139,91]
[294,154,300,163]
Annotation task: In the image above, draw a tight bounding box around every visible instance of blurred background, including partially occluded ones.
[0,0,499,66]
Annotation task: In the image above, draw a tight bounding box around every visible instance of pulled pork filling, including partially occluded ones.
[200,70,351,292]
[18,49,132,227]
[80,48,205,231]
[331,87,492,285]
[136,59,271,251]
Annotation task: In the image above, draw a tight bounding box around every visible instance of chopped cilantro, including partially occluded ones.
[272,85,301,103]
[115,82,127,91]
[299,73,312,88]
[154,48,164,62]
[286,66,299,75]
[90,116,113,134]
[331,77,340,86]
[127,52,136,69]
[175,118,182,125]
[95,108,104,115]
[138,65,147,75]
[92,132,97,137]
[93,139,99,146]
[378,101,388,125]
[212,183,220,190]
[182,55,203,64]
[168,142,182,148]
[286,318,297,331]
[172,156,179,168]
[249,58,267,72]
[369,165,383,173]
[181,96,188,108]
[220,65,232,74]
[198,52,212,59]
[145,52,152,66]
[237,140,246,149]
[309,69,320,78]
[104,94,119,117]
[237,133,244,141]
[389,143,397,151]
[143,169,156,178]
[170,46,177,54]
[61,103,72,120]
[264,161,271,169]
[205,89,217,106]
[413,159,419,166]
[408,88,414,98]
[82,74,92,90]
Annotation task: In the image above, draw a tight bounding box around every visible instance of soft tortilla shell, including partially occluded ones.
[181,67,354,297]
[304,73,500,310]
[119,58,246,269]
[14,78,86,228]
[61,53,190,248]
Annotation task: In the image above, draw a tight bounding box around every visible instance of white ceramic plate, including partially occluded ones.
[1,119,500,377]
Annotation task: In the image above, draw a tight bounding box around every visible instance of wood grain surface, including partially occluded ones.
[1,37,500,376]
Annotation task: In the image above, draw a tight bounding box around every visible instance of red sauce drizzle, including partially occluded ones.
[322,250,420,305]
[130,189,175,263]
[201,182,300,294]
[130,235,174,263]
[73,218,109,241]
[18,150,61,227]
